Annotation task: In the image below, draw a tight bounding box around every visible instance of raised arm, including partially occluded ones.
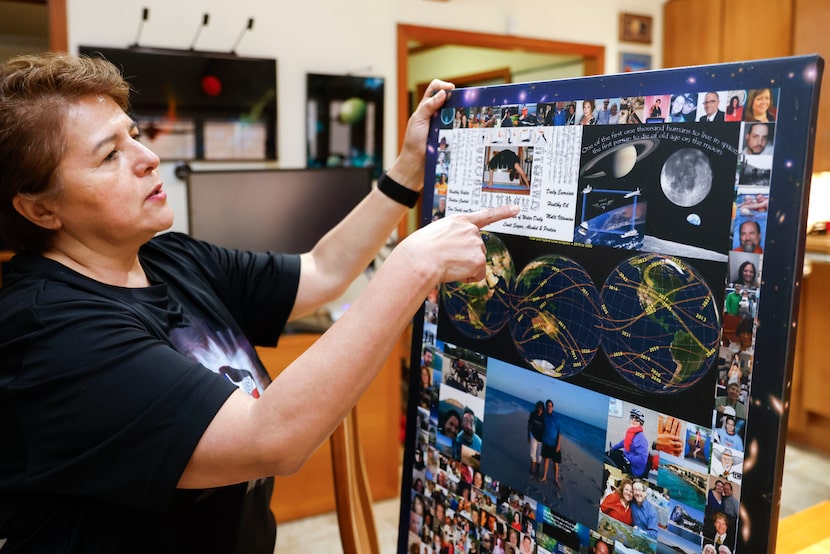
[179,203,519,488]
[289,79,455,320]
[177,79,521,488]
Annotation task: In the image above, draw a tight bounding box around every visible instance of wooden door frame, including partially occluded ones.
[47,0,66,51]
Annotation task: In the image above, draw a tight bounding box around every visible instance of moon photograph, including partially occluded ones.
[660,148,713,207]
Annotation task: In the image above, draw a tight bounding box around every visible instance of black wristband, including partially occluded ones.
[378,171,420,208]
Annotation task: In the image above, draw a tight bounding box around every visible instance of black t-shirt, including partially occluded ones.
[528,411,545,442]
[0,232,301,553]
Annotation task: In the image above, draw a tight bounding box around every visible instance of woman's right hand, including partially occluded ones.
[397,204,520,285]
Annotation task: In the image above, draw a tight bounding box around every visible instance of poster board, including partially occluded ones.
[399,56,823,554]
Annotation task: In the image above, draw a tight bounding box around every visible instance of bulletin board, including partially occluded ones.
[399,55,823,554]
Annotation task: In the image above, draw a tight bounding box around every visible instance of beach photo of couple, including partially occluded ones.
[480,358,610,530]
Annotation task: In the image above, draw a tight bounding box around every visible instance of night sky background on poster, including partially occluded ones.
[401,55,823,554]
[575,123,739,254]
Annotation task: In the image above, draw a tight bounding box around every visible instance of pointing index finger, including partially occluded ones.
[465,204,520,229]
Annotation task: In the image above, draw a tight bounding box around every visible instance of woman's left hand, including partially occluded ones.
[388,79,455,190]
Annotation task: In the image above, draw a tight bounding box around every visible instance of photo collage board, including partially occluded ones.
[399,56,823,554]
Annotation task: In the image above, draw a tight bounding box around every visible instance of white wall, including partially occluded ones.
[65,0,664,230]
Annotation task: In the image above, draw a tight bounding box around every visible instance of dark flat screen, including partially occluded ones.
[186,167,370,254]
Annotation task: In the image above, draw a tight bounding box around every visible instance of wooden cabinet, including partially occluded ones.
[663,0,830,171]
[788,238,830,454]
[793,0,830,172]
[256,332,403,522]
[663,0,792,68]
[663,0,724,68]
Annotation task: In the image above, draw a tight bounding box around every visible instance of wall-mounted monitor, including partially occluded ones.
[79,45,277,161]
[401,55,822,554]
[186,167,371,254]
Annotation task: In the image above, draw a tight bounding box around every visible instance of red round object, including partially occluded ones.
[201,75,222,97]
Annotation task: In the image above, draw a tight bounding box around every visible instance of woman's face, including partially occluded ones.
[753,89,771,116]
[583,101,593,115]
[715,481,724,494]
[742,264,756,284]
[46,95,171,251]
[672,95,686,113]
[622,483,633,502]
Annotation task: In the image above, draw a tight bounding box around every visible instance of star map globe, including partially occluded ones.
[441,232,515,339]
[510,254,600,377]
[509,255,602,378]
[599,254,720,393]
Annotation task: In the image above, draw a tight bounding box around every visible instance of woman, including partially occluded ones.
[421,363,434,391]
[744,88,776,122]
[419,362,433,410]
[707,480,725,514]
[600,478,634,525]
[528,400,545,478]
[727,358,743,384]
[649,98,663,118]
[689,429,706,461]
[725,95,744,122]
[511,510,523,531]
[566,102,577,125]
[608,102,620,124]
[453,107,464,129]
[577,99,596,125]
[473,470,484,490]
[487,149,530,188]
[667,92,698,122]
[0,52,518,553]
[737,260,759,289]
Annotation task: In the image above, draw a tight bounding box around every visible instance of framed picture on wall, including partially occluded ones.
[620,52,652,73]
[620,12,654,44]
[399,54,823,554]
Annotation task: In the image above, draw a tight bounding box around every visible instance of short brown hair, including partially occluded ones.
[0,52,131,252]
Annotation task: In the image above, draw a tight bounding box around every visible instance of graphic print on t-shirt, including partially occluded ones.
[169,316,271,397]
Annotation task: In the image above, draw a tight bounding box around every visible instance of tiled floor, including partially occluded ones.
[778,443,830,518]
[274,442,830,553]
